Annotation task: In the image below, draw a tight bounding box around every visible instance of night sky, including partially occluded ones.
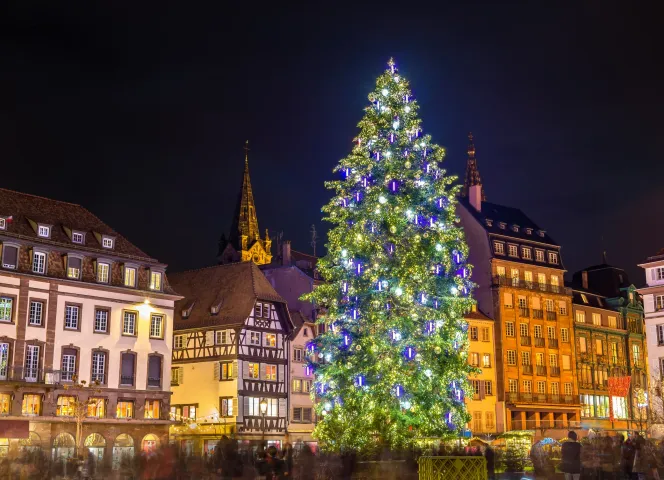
[2,2,663,284]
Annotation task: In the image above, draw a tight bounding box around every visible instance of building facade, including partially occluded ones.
[0,188,178,465]
[465,306,502,436]
[168,262,295,454]
[457,137,580,440]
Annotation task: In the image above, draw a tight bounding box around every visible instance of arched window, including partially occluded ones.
[112,434,134,470]
[52,432,75,459]
[19,431,41,453]
[85,433,106,462]
[141,434,159,453]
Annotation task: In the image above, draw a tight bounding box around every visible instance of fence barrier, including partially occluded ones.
[418,456,487,480]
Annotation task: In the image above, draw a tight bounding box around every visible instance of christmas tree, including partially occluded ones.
[305,59,475,452]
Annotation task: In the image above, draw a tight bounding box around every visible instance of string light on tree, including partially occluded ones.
[304,58,474,453]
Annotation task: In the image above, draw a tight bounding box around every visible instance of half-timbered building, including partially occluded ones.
[168,262,294,454]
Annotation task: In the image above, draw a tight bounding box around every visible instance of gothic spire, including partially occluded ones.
[460,132,486,200]
[229,140,261,250]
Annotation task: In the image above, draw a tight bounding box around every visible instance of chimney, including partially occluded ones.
[282,240,292,266]
[469,184,482,212]
[582,271,588,290]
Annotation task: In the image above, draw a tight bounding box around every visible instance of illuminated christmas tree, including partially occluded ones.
[305,59,475,452]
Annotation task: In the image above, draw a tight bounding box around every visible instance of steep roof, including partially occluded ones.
[460,132,486,200]
[464,308,493,321]
[169,261,288,330]
[228,142,261,251]
[0,188,155,261]
[458,197,559,247]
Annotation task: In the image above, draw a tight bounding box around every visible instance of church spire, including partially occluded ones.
[461,132,486,200]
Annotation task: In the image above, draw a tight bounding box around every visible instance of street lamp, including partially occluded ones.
[259,398,269,444]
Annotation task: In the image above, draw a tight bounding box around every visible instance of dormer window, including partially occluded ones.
[498,222,506,230]
[0,218,5,230]
[537,230,546,238]
[96,262,110,283]
[525,228,532,235]
[32,251,47,274]
[149,271,163,291]
[512,225,519,232]
[101,237,114,249]
[548,252,559,265]
[72,232,84,244]
[67,256,82,280]
[37,225,50,238]
[210,305,220,315]
[535,249,545,262]
[522,247,532,260]
[124,266,136,288]
[580,294,589,304]
[493,241,505,255]
[485,219,493,227]
[508,245,518,257]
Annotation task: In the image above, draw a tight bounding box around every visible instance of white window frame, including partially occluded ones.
[123,311,137,336]
[124,266,137,288]
[28,300,43,326]
[249,332,261,346]
[32,251,46,274]
[150,314,163,339]
[61,354,76,382]
[507,350,516,365]
[94,309,108,333]
[505,322,515,337]
[548,251,559,264]
[561,328,569,343]
[656,296,664,311]
[37,225,50,238]
[535,249,545,262]
[493,242,504,255]
[97,262,110,283]
[656,267,664,281]
[508,379,518,393]
[0,218,5,230]
[91,352,106,384]
[216,331,227,345]
[521,247,532,260]
[149,271,163,291]
[174,335,185,350]
[508,244,518,257]
[101,237,114,249]
[65,305,79,330]
[0,297,12,323]
[71,231,84,244]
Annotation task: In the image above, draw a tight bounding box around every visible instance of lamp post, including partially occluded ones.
[259,398,269,445]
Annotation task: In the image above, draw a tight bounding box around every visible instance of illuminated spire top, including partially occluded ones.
[229,140,261,248]
[461,132,486,200]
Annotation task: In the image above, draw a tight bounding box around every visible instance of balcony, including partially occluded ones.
[534,337,545,347]
[536,365,547,376]
[546,311,557,321]
[550,367,561,376]
[518,307,530,318]
[493,276,572,295]
[597,355,608,365]
[147,376,161,388]
[520,336,531,346]
[507,392,577,405]
[532,309,543,319]
[611,357,626,366]
[120,375,135,387]
[548,338,559,349]
[0,367,61,384]
[522,364,533,375]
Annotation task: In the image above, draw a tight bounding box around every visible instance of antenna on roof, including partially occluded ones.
[310,224,318,257]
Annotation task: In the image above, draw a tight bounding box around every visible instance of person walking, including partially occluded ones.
[484,445,495,480]
[561,431,582,480]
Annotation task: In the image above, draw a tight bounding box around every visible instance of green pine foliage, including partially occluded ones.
[305,59,475,452]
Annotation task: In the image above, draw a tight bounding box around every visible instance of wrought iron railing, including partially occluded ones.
[418,456,486,480]
[534,337,545,347]
[532,309,543,319]
[546,311,557,321]
[520,336,531,346]
[518,307,530,318]
[548,338,559,349]
[536,365,547,376]
[0,366,61,384]
[550,366,561,376]
[522,364,533,375]
[507,392,577,405]
[492,276,572,295]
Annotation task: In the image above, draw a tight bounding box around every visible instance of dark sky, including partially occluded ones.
[2,2,663,284]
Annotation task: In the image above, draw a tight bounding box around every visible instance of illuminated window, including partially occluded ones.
[535,249,545,262]
[116,401,134,419]
[505,322,515,337]
[265,364,277,381]
[508,379,518,393]
[22,394,41,416]
[592,313,601,326]
[481,327,490,341]
[87,398,105,418]
[220,398,235,417]
[561,328,569,343]
[124,267,136,287]
[56,396,76,417]
[575,311,586,323]
[469,327,478,341]
[149,271,162,291]
[608,316,617,328]
[482,354,491,368]
[0,394,11,415]
[248,363,259,379]
[522,247,532,260]
[470,352,480,366]
[493,242,504,255]
[264,333,276,347]
[508,245,518,257]
[580,294,589,304]
[548,252,558,264]
[96,262,109,283]
[0,218,5,230]
[67,257,82,280]
[292,379,302,392]
[144,400,160,419]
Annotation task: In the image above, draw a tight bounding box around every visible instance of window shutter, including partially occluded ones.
[178,367,184,384]
[205,331,214,346]
[232,397,238,416]
[480,381,486,400]
[242,361,249,379]
[243,396,250,417]
[260,363,266,380]
[69,257,82,270]
[214,362,220,381]
[278,398,287,418]
[2,246,18,268]
[278,364,284,383]
[652,269,656,281]
[226,329,233,345]
[232,360,238,379]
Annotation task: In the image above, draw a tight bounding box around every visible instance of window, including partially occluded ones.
[67,257,82,280]
[481,327,490,342]
[519,323,528,337]
[150,315,163,338]
[632,344,641,367]
[120,352,135,386]
[551,382,560,395]
[579,336,587,353]
[303,327,309,337]
[97,262,110,283]
[608,316,617,328]
[485,380,493,395]
[580,294,589,304]
[84,397,104,418]
[149,271,162,291]
[658,325,664,345]
[219,361,234,380]
[505,322,515,337]
[537,381,546,394]
[522,247,532,260]
[558,301,568,316]
[485,411,495,429]
[144,400,160,419]
[248,363,259,379]
[469,326,478,341]
[504,293,513,309]
[28,300,43,326]
[116,401,134,419]
[61,350,76,382]
[545,299,554,312]
[124,267,136,287]
[174,335,185,349]
[537,273,546,290]
[293,407,313,423]
[493,242,504,255]
[508,379,518,393]
[511,268,520,286]
[656,296,664,311]
[550,275,559,292]
[22,394,41,416]
[94,309,108,333]
[470,352,480,366]
[216,331,227,345]
[0,218,5,230]
[497,266,506,278]
[595,339,603,355]
[123,311,137,335]
[561,328,569,343]
[265,364,277,381]
[523,380,532,393]
[0,343,7,380]
[534,325,542,338]
[264,333,276,347]
[102,237,114,249]
[508,245,518,257]
[521,351,531,365]
[37,225,50,238]
[220,397,235,417]
[0,393,10,415]
[1,245,18,269]
[549,354,558,367]
[293,379,302,392]
[65,305,79,330]
[547,326,556,339]
[564,383,572,395]
[24,345,39,381]
[592,313,601,326]
[32,251,46,274]
[72,232,84,244]
[293,348,303,362]
[548,252,558,264]
[263,303,271,317]
[0,298,13,323]
[535,249,545,262]
[91,351,106,384]
[147,356,162,387]
[254,303,262,317]
[536,353,544,366]
[55,396,76,416]
[612,396,628,419]
[507,350,516,365]
[575,311,586,323]
[524,271,533,286]
[470,380,481,399]
[170,405,196,420]
[303,380,311,392]
[249,332,261,346]
[655,267,664,281]
[482,354,491,368]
